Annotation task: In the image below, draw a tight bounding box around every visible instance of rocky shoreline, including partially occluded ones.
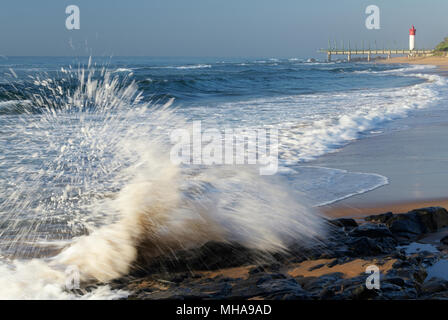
[107,207,448,300]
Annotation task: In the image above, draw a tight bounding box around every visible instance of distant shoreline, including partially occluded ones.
[377,55,448,70]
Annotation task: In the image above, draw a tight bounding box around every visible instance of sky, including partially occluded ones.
[1,0,448,58]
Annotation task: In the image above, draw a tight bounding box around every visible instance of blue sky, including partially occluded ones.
[1,0,447,57]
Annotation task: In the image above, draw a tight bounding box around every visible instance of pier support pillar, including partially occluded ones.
[347,53,351,62]
[367,52,371,62]
[327,52,331,62]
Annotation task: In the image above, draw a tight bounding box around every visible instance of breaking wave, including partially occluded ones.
[0,59,325,299]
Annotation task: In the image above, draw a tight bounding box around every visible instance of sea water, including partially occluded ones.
[0,56,446,298]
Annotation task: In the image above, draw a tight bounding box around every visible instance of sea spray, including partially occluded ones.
[0,59,326,298]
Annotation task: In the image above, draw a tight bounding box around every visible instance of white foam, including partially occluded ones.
[113,68,133,73]
[0,259,129,300]
[152,64,212,70]
[280,72,446,163]
[0,99,31,107]
[0,62,326,299]
[180,67,447,206]
[283,166,389,206]
[354,64,435,74]
[187,70,446,164]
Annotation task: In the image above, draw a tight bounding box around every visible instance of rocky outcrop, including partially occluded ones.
[104,207,448,300]
[365,207,448,241]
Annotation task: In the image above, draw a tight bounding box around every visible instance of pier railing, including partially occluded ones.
[319,49,433,62]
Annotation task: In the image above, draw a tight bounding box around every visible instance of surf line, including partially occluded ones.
[170,120,279,175]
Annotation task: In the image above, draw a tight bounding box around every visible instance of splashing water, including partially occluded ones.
[0,58,325,299]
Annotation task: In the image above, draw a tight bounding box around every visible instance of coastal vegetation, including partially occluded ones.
[433,36,448,55]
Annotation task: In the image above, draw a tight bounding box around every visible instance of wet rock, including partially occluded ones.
[422,277,448,294]
[295,273,344,292]
[365,212,393,223]
[329,218,358,229]
[349,223,395,239]
[380,282,404,293]
[135,241,262,275]
[410,207,448,232]
[386,207,448,240]
[426,291,448,299]
[347,237,394,257]
[340,283,379,300]
[308,263,326,271]
[230,273,309,299]
[384,277,405,287]
[387,214,424,240]
[440,235,448,245]
[392,259,412,269]
[256,278,309,300]
[326,259,341,268]
[380,282,417,299]
[413,267,428,284]
[113,207,448,300]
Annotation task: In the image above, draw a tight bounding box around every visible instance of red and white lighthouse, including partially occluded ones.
[409,25,416,51]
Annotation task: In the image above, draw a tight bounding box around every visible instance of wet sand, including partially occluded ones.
[318,121,448,219]
[318,63,448,219]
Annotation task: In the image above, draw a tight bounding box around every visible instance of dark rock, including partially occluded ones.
[386,207,448,240]
[349,223,395,239]
[365,212,393,223]
[386,268,414,281]
[347,237,396,257]
[256,278,308,300]
[329,218,358,229]
[392,260,412,269]
[426,291,448,299]
[440,235,448,245]
[391,251,407,260]
[134,241,264,275]
[308,263,325,271]
[410,207,448,232]
[296,273,344,292]
[387,214,424,239]
[378,237,399,252]
[385,277,405,287]
[113,207,448,300]
[422,277,448,294]
[324,247,352,259]
[170,273,189,283]
[255,273,287,285]
[341,283,379,300]
[230,273,308,299]
[413,267,428,284]
[249,266,265,274]
[326,259,340,268]
[380,282,417,299]
[409,251,439,267]
[380,282,403,292]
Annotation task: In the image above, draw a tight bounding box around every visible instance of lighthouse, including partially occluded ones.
[409,25,416,51]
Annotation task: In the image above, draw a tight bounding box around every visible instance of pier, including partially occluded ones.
[320,48,433,62]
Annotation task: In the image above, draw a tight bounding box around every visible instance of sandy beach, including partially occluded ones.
[321,57,448,219]
[378,55,448,70]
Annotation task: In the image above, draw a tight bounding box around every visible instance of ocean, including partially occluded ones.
[0,56,446,299]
